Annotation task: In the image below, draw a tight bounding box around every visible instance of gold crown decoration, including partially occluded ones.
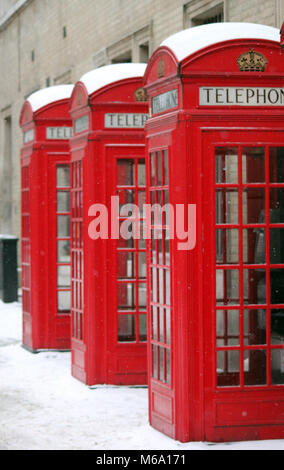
[134,87,148,102]
[77,90,82,105]
[157,58,165,78]
[237,49,268,72]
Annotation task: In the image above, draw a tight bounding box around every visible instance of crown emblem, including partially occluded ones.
[157,59,165,78]
[237,49,268,72]
[134,87,148,102]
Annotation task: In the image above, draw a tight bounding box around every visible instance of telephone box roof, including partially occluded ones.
[160,22,280,62]
[79,63,147,96]
[27,85,74,112]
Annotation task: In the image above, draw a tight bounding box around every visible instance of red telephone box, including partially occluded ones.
[20,85,73,351]
[69,64,149,385]
[144,22,284,442]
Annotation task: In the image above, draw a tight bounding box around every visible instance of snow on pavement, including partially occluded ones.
[1,300,284,450]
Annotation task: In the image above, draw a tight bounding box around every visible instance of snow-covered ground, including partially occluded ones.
[1,300,284,450]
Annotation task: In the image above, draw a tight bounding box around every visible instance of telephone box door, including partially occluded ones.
[106,145,148,385]
[203,129,284,442]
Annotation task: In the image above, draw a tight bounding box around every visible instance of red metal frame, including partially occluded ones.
[144,32,284,442]
[69,70,149,385]
[20,96,72,351]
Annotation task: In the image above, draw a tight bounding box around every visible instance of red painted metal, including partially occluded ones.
[69,68,149,385]
[144,29,284,442]
[19,91,72,352]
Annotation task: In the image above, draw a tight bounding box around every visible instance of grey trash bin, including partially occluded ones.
[0,235,18,303]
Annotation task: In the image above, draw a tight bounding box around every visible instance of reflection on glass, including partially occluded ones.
[118,189,135,211]
[158,346,164,382]
[117,282,135,310]
[269,147,284,183]
[57,215,70,237]
[216,229,239,264]
[216,269,239,305]
[57,191,70,212]
[151,236,157,264]
[243,269,266,305]
[57,240,70,263]
[152,345,157,379]
[244,309,266,345]
[159,307,164,342]
[166,349,170,384]
[138,252,146,279]
[57,265,71,287]
[165,270,170,306]
[243,228,265,265]
[151,268,157,303]
[158,269,164,305]
[217,351,240,387]
[270,229,284,264]
[216,189,238,225]
[117,252,135,279]
[164,150,169,186]
[151,153,155,187]
[138,160,146,187]
[56,166,70,187]
[215,147,238,184]
[244,350,266,386]
[242,188,265,225]
[165,308,171,345]
[138,283,147,309]
[58,291,71,312]
[242,147,265,183]
[216,310,239,346]
[139,314,147,342]
[271,350,284,385]
[157,151,162,186]
[118,314,135,342]
[152,305,157,340]
[117,159,135,186]
[271,309,284,343]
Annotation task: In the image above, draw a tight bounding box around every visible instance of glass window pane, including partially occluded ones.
[57,215,70,237]
[57,191,70,212]
[117,159,135,186]
[271,350,284,385]
[244,350,266,386]
[117,221,135,248]
[158,346,164,382]
[215,147,238,184]
[216,189,239,225]
[243,269,266,305]
[57,265,71,287]
[271,270,284,305]
[243,228,266,265]
[270,188,284,223]
[165,308,171,345]
[242,147,265,183]
[152,345,157,379]
[138,283,147,309]
[270,229,284,264]
[157,151,162,186]
[158,269,164,305]
[164,150,169,186]
[117,282,135,310]
[166,349,171,384]
[57,240,70,263]
[243,188,265,225]
[58,291,70,312]
[118,314,136,342]
[139,314,147,342]
[244,309,266,345]
[117,252,135,279]
[159,307,164,343]
[150,153,155,187]
[217,351,240,387]
[138,252,146,279]
[151,236,157,264]
[165,269,170,305]
[151,267,157,303]
[138,160,146,187]
[152,305,157,340]
[216,310,239,346]
[217,269,239,305]
[118,189,135,211]
[57,165,70,187]
[269,147,284,183]
[271,309,284,343]
[216,229,239,264]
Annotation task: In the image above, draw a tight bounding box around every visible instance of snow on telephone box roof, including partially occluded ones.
[27,85,74,112]
[79,63,147,96]
[160,22,280,63]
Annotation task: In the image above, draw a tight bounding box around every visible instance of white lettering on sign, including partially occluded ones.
[24,128,34,143]
[152,89,178,114]
[105,113,149,128]
[74,115,89,133]
[46,127,73,140]
[199,87,284,106]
